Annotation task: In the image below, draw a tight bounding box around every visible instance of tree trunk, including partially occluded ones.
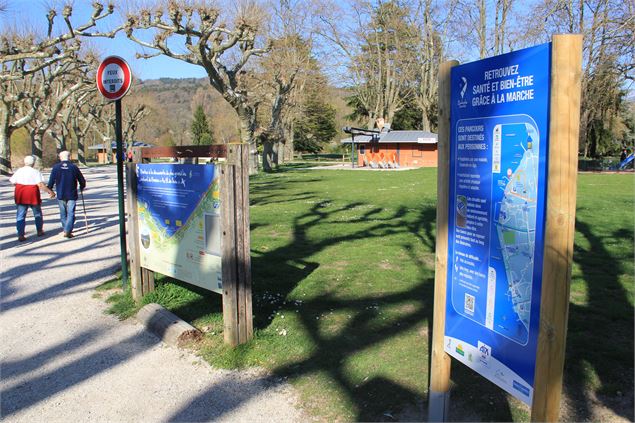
[0,104,13,175]
[479,0,487,58]
[0,130,12,176]
[277,141,286,165]
[367,115,376,130]
[53,134,67,154]
[238,111,258,175]
[272,141,280,167]
[262,140,274,172]
[422,109,431,132]
[31,130,44,169]
[77,135,86,166]
[284,123,295,162]
[387,108,396,126]
[73,121,87,167]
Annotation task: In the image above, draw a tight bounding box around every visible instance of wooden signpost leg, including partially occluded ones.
[221,144,253,347]
[221,162,239,346]
[428,59,459,422]
[125,158,142,301]
[236,144,253,343]
[531,34,583,423]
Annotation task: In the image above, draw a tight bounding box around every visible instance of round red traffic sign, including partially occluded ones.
[96,56,132,101]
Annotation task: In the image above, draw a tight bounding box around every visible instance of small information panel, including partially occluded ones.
[136,164,222,293]
[445,43,551,405]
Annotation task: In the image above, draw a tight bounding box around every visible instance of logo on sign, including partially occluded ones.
[455,343,465,356]
[478,341,491,366]
[458,76,468,108]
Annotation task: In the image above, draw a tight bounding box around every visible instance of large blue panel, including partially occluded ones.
[445,43,551,405]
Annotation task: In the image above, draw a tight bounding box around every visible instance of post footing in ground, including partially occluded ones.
[428,389,450,422]
[136,303,202,346]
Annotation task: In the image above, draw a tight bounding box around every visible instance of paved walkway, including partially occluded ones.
[0,166,304,422]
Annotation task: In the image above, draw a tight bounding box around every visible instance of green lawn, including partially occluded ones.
[103,168,634,421]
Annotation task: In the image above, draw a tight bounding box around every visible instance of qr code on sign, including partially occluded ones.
[464,293,475,315]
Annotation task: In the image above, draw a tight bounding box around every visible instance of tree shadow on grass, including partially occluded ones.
[563,219,634,421]
[162,173,514,421]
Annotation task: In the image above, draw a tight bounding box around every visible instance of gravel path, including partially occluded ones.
[1,166,305,422]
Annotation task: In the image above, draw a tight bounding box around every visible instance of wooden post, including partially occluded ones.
[531,34,583,423]
[141,268,148,295]
[126,147,143,301]
[428,59,459,422]
[237,142,253,342]
[221,144,253,346]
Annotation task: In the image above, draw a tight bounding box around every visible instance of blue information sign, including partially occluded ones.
[445,43,551,405]
[136,164,223,293]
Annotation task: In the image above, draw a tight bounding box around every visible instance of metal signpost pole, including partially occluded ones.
[97,55,132,289]
[115,99,129,288]
[351,134,355,168]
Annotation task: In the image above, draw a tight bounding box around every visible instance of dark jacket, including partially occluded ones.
[48,161,86,201]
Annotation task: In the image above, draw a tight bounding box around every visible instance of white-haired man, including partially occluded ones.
[9,156,56,241]
[47,151,86,238]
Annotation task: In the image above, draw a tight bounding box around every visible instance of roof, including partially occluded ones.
[341,130,437,144]
[88,141,153,150]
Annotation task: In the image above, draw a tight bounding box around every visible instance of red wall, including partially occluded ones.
[357,143,437,167]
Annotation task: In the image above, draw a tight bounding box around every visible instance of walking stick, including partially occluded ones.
[80,189,89,235]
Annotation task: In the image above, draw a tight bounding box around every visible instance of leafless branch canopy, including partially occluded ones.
[0,2,118,63]
[123,1,267,112]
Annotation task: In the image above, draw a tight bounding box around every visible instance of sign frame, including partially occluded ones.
[125,145,253,347]
[428,34,583,422]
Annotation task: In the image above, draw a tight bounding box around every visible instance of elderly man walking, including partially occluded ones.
[9,155,56,241]
[47,151,86,238]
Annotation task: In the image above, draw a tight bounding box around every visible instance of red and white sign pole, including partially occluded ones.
[96,56,132,288]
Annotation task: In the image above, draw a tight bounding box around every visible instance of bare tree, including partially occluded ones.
[0,2,116,63]
[319,0,419,128]
[0,1,117,175]
[89,99,149,152]
[409,0,448,131]
[528,0,633,156]
[122,1,268,173]
[24,46,96,167]
[253,0,315,171]
[71,92,101,166]
[50,87,97,164]
[190,85,241,144]
[447,0,515,60]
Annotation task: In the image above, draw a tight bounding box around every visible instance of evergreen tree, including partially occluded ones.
[294,94,337,153]
[191,105,214,145]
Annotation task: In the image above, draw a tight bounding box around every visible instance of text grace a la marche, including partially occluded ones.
[471,64,535,107]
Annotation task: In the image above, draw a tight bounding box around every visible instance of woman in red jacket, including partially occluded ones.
[9,156,56,242]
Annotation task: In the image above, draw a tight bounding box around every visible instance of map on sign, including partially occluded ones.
[136,164,223,293]
[489,121,540,344]
[449,115,540,346]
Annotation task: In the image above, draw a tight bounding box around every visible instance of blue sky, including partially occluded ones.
[0,0,209,80]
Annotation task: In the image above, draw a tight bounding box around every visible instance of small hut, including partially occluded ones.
[341,129,438,168]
